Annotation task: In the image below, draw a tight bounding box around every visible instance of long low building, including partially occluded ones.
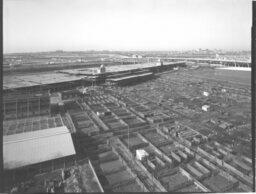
[106,72,154,86]
[3,126,76,170]
[3,61,186,92]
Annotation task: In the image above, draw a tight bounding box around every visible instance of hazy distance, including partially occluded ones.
[3,0,252,53]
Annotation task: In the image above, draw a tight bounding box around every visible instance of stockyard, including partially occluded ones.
[2,60,253,193]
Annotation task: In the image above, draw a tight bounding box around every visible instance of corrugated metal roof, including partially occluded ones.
[108,72,153,82]
[4,126,76,170]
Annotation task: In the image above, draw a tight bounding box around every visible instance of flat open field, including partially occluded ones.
[188,67,251,85]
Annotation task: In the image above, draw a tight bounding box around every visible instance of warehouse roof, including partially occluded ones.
[3,72,84,89]
[3,62,185,90]
[107,72,153,82]
[3,126,76,170]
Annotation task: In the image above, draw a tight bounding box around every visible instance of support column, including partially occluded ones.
[3,102,5,119]
[46,117,49,129]
[39,97,41,116]
[16,99,18,119]
[27,99,29,118]
[60,115,64,126]
[49,97,51,116]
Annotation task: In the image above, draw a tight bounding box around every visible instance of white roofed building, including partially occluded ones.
[3,126,76,170]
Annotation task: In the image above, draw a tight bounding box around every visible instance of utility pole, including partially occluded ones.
[128,126,130,151]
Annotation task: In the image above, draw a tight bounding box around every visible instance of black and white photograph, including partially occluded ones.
[2,0,255,193]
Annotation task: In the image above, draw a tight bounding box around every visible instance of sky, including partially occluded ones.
[3,0,252,53]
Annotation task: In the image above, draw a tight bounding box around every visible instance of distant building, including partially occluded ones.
[50,92,62,115]
[97,64,106,73]
[3,62,11,70]
[218,121,232,130]
[157,58,163,66]
[55,50,64,53]
[136,149,149,161]
[202,105,210,112]
[50,92,62,104]
[203,91,209,97]
[61,89,81,101]
[100,64,106,73]
[132,54,143,58]
[77,87,89,95]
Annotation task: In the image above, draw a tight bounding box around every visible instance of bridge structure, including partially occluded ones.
[162,58,251,68]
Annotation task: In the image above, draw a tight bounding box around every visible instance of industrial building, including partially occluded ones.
[3,92,50,120]
[4,126,76,170]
